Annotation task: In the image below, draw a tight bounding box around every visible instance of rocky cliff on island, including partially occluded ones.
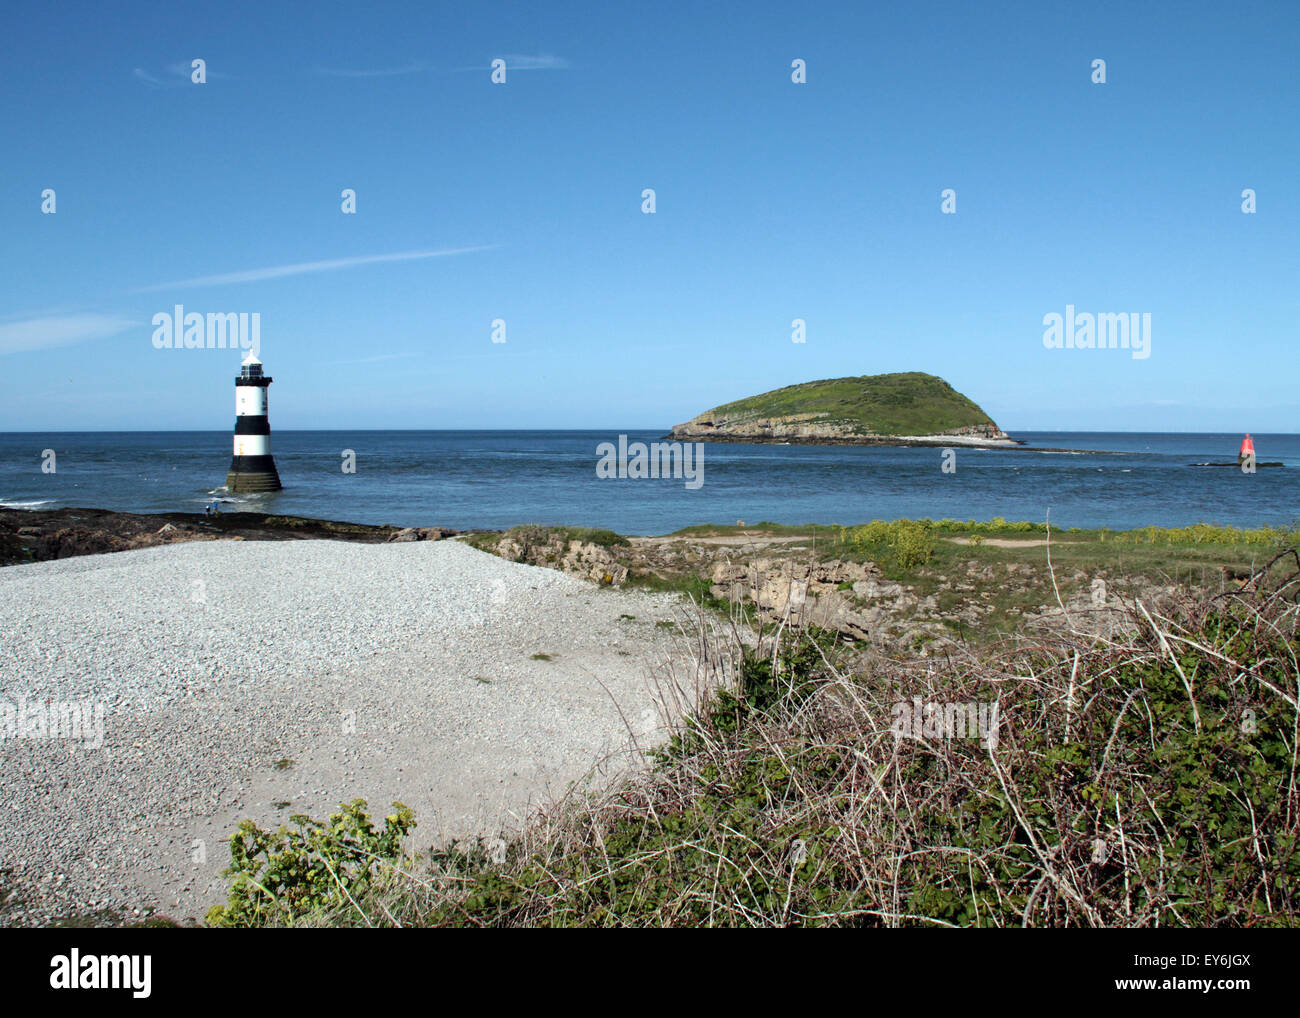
[670,372,1017,447]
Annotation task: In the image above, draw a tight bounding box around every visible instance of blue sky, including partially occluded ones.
[2,0,1296,432]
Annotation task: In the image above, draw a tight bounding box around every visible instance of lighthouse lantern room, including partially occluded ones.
[225,349,282,493]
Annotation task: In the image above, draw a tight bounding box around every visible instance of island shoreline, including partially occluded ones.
[662,432,1128,453]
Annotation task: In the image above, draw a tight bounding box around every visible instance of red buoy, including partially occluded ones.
[1240,433,1255,457]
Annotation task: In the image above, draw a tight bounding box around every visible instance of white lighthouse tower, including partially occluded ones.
[225,349,282,492]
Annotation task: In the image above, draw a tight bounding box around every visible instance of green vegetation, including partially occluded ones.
[671,521,815,537]
[530,653,553,662]
[835,518,1297,582]
[206,800,415,927]
[839,520,937,569]
[261,515,308,529]
[467,525,630,552]
[687,372,998,437]
[624,571,756,622]
[1098,523,1291,546]
[470,515,1298,644]
[561,526,630,548]
[259,515,394,534]
[673,518,1296,547]
[822,518,1298,635]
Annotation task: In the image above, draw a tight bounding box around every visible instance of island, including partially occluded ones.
[669,371,1019,447]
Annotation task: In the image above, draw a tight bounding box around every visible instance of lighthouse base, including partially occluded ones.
[226,455,282,493]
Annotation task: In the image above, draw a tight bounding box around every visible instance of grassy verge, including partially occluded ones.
[658,519,1300,641]
[464,524,629,553]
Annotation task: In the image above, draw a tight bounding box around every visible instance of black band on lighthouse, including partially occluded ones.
[234,416,271,435]
[228,454,279,474]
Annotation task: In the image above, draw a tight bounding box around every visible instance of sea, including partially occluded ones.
[0,431,1295,535]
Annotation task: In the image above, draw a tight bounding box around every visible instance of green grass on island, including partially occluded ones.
[683,371,1000,436]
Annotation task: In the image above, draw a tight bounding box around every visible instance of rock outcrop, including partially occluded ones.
[709,558,904,640]
[494,532,630,586]
[386,526,457,543]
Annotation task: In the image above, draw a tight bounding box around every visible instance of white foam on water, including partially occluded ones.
[0,498,56,509]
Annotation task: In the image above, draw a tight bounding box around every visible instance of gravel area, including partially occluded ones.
[0,538,691,926]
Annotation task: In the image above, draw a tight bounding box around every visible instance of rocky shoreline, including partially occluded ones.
[662,431,1125,454]
[668,418,1020,447]
[0,507,455,568]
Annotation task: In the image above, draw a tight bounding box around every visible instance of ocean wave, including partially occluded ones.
[0,498,56,509]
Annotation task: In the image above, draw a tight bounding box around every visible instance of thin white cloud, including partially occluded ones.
[134,62,225,87]
[0,304,84,324]
[455,53,570,72]
[501,53,569,70]
[131,245,496,293]
[166,61,225,79]
[132,67,171,88]
[0,314,136,355]
[316,63,430,78]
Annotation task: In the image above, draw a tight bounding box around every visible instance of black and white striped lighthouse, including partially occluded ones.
[225,349,282,492]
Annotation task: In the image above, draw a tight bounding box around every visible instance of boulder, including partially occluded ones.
[495,537,525,561]
[387,526,456,543]
[561,541,629,585]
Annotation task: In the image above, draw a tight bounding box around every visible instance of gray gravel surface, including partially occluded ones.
[0,538,689,926]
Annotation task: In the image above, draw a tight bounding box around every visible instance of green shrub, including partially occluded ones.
[501,524,630,549]
[206,799,415,927]
[1109,523,1292,547]
[839,519,935,570]
[561,527,630,548]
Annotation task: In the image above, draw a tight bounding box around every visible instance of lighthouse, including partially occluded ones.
[225,349,282,492]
